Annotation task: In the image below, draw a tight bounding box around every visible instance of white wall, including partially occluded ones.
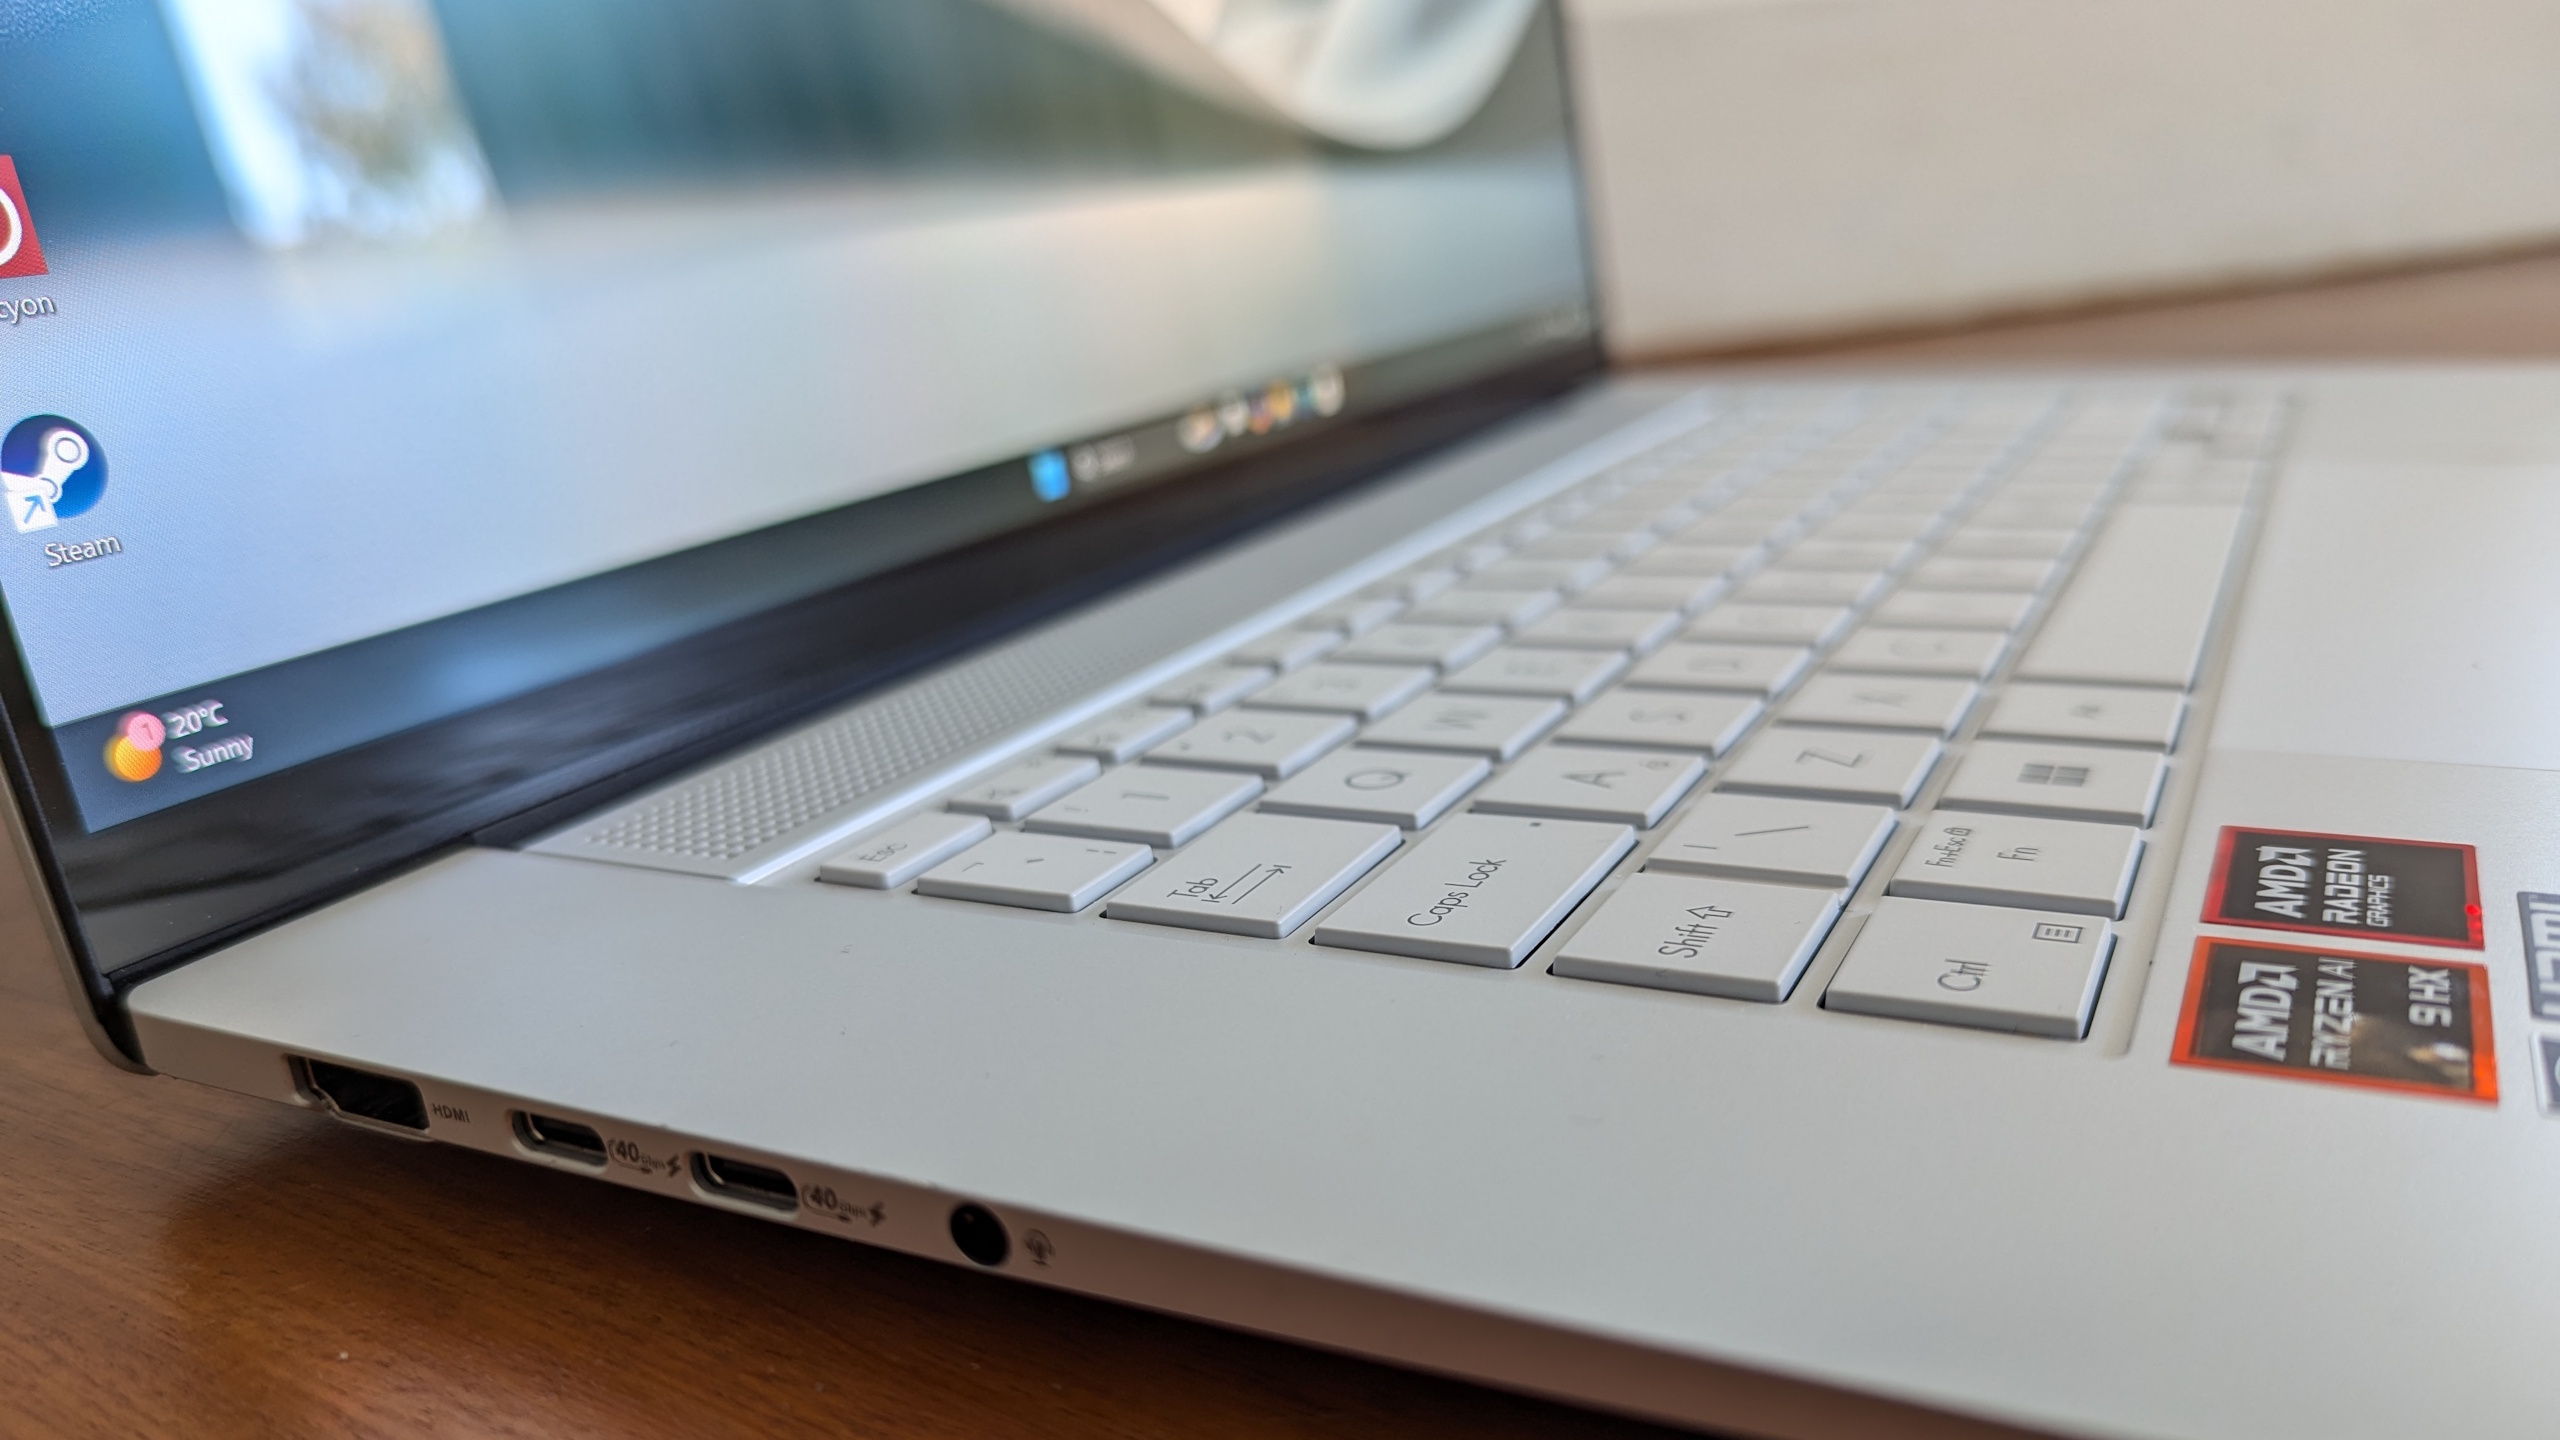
[1569,0,2560,356]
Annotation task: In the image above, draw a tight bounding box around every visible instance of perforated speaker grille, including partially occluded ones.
[558,608,1207,869]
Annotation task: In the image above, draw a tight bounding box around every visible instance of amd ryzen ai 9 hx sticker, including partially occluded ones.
[2203,827,2482,948]
[2172,939,2497,1102]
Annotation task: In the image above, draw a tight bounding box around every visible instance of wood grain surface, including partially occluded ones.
[3,249,2554,1440]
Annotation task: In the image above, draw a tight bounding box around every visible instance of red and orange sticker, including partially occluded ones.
[2172,938,2496,1102]
[2202,827,2482,948]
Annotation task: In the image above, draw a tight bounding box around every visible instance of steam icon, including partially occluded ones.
[0,415,106,534]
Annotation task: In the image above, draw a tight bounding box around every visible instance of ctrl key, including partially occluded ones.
[1823,898,2112,1039]
[915,832,1153,913]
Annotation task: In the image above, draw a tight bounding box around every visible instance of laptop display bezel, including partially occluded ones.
[0,2,1611,1063]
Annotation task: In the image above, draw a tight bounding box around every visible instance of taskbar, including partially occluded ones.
[45,301,1598,834]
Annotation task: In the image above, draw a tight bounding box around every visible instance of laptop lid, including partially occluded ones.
[0,0,1602,1056]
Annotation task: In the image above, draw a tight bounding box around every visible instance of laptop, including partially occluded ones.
[5,3,2552,1437]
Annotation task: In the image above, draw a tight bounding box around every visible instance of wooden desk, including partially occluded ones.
[6,251,2555,1439]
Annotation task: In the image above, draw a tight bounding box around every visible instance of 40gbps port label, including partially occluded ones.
[2171,939,2497,1103]
[2203,827,2483,948]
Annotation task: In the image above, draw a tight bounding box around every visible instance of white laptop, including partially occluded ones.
[6,4,2554,1437]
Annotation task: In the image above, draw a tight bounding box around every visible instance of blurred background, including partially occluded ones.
[1568,0,2560,358]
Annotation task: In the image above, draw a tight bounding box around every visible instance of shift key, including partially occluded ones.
[1314,814,1634,968]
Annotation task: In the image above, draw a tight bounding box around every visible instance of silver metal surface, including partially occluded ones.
[122,371,2560,1440]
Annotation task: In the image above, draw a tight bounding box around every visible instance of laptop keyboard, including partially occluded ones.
[814,387,2278,1042]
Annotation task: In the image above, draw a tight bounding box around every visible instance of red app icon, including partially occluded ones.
[0,156,47,280]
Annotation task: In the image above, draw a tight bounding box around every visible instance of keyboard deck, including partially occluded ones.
[813,387,2279,1042]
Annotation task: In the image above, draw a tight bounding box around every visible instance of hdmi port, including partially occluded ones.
[691,1152,800,1213]
[512,1111,607,1167]
[296,1057,429,1133]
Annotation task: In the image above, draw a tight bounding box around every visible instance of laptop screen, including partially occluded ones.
[0,0,1592,838]
[1,0,1601,1005]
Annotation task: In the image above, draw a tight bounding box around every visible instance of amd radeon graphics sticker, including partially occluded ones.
[2172,939,2498,1102]
[2203,827,2482,948]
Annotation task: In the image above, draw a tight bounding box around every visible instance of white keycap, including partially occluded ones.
[947,754,1103,820]
[1982,683,2187,749]
[1446,540,1510,573]
[1648,793,1895,889]
[1907,556,2060,592]
[1571,506,1671,538]
[1519,531,1622,563]
[1385,567,1461,603]
[1553,873,1844,1002]
[1622,641,1812,696]
[1971,498,2097,530]
[1246,662,1435,721]
[1313,814,1636,968]
[1937,739,2168,826]
[1473,744,1704,827]
[1685,603,1854,647]
[915,831,1154,913]
[1858,478,1964,506]
[1513,607,1681,654]
[1784,539,1915,572]
[1472,557,1611,594]
[1023,765,1263,848]
[1297,596,1404,637]
[1106,813,1403,939]
[1606,528,1666,561]
[1152,663,1276,714]
[1782,674,1979,735]
[1736,569,1886,608]
[1231,628,1341,672]
[1441,646,1629,704]
[1358,693,1564,760]
[1812,513,1935,543]
[1871,590,2032,631]
[1886,812,2143,918]
[1824,897,2113,1039]
[2017,505,2245,689]
[817,812,993,889]
[1719,494,1810,523]
[1556,690,1762,754]
[1411,586,1564,631]
[1260,748,1489,828]
[1149,710,1356,779]
[1842,492,1946,517]
[1578,573,1729,614]
[1624,543,1751,578]
[1052,705,1195,763]
[1935,528,2073,560]
[1335,622,1504,671]
[1827,627,2008,680]
[1674,517,1779,549]
[1718,727,1943,807]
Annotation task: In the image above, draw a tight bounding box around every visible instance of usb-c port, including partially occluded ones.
[690,1152,800,1213]
[512,1111,607,1167]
